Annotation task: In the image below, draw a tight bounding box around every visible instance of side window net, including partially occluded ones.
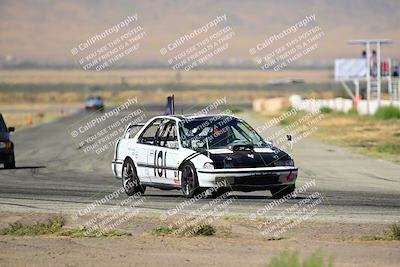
[138,119,162,145]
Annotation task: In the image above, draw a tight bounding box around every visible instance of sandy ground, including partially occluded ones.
[0,211,399,267]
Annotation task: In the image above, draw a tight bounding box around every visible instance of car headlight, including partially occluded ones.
[275,159,294,166]
[203,162,214,169]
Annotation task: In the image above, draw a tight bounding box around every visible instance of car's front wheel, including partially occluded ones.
[181,162,200,198]
[122,158,145,196]
[4,156,15,169]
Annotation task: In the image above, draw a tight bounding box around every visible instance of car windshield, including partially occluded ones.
[179,116,269,150]
[0,115,7,132]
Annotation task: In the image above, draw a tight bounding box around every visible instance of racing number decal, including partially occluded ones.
[154,150,167,178]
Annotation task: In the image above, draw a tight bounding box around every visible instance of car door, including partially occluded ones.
[148,119,180,186]
[135,118,163,183]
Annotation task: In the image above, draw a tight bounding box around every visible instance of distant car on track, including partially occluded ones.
[112,114,298,198]
[0,113,15,169]
[85,96,104,111]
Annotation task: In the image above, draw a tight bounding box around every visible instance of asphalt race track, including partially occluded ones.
[0,104,399,223]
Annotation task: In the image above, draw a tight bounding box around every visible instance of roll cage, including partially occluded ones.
[127,114,266,151]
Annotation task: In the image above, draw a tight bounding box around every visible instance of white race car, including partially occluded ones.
[112,114,298,198]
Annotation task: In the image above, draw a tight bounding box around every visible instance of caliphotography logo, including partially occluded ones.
[0,1,399,267]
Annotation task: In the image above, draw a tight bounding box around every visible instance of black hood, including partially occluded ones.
[0,132,10,142]
[201,146,292,169]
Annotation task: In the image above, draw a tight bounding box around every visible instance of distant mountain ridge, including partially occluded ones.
[0,0,399,65]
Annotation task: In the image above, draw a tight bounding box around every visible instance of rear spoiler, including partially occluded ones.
[128,122,146,127]
[123,94,174,135]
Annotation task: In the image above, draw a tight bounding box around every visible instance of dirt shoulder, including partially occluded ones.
[0,211,399,267]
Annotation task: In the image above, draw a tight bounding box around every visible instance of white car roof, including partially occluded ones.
[150,114,239,122]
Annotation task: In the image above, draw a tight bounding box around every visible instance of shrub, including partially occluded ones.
[361,223,400,241]
[152,225,175,236]
[0,216,130,237]
[60,227,130,238]
[347,108,358,116]
[374,106,400,120]
[267,251,334,267]
[152,224,216,237]
[193,224,216,236]
[0,216,65,236]
[376,143,400,155]
[319,107,333,114]
[387,223,400,240]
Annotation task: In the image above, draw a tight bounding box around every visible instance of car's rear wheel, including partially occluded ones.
[122,158,145,196]
[270,184,295,199]
[181,162,200,198]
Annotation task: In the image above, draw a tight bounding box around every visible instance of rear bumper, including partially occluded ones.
[197,166,298,190]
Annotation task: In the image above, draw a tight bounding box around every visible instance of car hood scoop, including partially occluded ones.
[228,144,254,152]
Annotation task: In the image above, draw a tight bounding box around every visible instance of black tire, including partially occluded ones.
[181,161,201,198]
[122,158,145,196]
[270,184,295,199]
[4,157,15,169]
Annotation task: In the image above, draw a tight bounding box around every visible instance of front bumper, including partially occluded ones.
[111,160,124,179]
[85,105,104,111]
[197,166,298,190]
[0,150,14,164]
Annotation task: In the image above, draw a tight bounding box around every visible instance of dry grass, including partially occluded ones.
[361,223,400,241]
[0,91,86,103]
[0,69,331,85]
[0,89,287,128]
[0,215,130,238]
[152,224,216,237]
[315,113,400,158]
[271,110,400,163]
[0,69,332,129]
[266,251,334,267]
[0,89,292,105]
[2,112,66,128]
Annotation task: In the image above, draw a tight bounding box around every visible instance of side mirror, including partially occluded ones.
[286,134,293,152]
[8,127,15,132]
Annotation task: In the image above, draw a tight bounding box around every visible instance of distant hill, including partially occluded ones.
[0,0,399,65]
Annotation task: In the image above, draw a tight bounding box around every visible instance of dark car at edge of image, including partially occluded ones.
[0,113,15,169]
